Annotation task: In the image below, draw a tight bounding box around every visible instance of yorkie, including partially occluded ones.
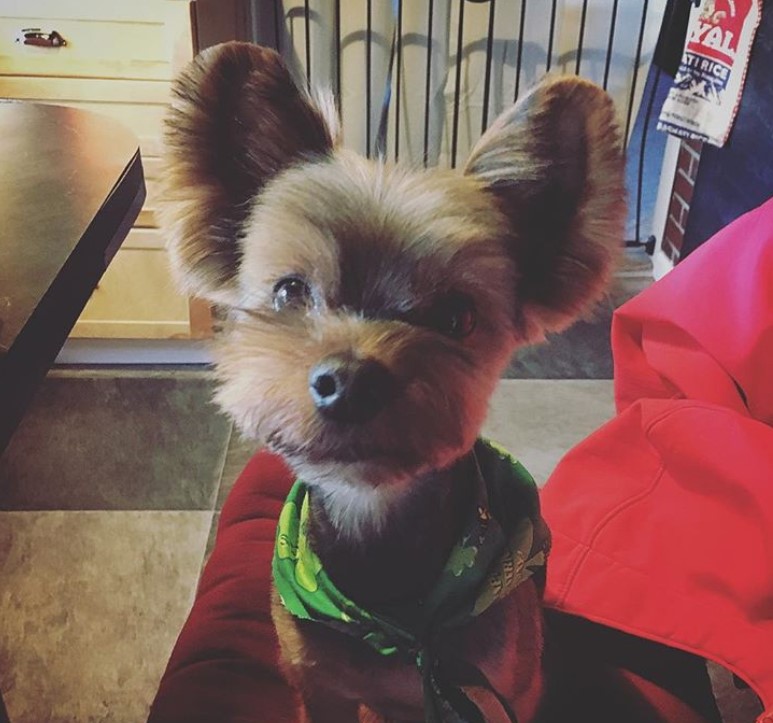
[161,42,625,723]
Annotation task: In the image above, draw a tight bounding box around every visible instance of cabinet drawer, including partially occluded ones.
[72,247,190,339]
[137,162,163,225]
[134,177,165,228]
[121,227,165,250]
[0,75,170,105]
[0,2,192,81]
[0,81,171,175]
[0,97,168,157]
[143,157,163,182]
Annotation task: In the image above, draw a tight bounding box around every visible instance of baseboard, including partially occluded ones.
[56,338,213,365]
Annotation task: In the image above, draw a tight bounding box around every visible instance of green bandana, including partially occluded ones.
[272,439,550,723]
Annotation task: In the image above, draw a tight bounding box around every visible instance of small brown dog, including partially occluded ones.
[161,42,625,723]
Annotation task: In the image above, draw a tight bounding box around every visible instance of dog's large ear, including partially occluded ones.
[161,42,338,304]
[464,76,626,342]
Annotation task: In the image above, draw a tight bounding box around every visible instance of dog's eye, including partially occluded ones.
[428,293,476,338]
[273,276,312,311]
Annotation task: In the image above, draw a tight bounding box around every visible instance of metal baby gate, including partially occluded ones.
[247,0,668,246]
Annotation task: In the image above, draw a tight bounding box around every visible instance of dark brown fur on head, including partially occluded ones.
[162,41,625,722]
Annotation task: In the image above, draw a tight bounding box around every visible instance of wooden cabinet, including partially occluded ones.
[0,0,212,340]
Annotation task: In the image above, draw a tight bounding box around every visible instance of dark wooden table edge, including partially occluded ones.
[0,150,145,456]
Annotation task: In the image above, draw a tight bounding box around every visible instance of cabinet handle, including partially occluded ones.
[15,28,67,48]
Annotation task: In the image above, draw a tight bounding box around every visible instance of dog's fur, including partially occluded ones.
[161,42,625,722]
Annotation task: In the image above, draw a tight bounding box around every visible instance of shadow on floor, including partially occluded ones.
[506,250,653,379]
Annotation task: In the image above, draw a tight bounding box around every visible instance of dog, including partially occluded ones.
[160,42,625,723]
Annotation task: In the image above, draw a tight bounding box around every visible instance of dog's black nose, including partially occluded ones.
[309,355,395,423]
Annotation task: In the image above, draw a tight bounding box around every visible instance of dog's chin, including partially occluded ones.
[273,437,479,540]
[265,429,471,489]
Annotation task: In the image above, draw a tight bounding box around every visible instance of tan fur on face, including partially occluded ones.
[216,311,503,465]
[234,151,514,310]
[211,152,522,492]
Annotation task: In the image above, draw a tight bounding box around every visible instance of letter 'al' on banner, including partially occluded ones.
[658,0,762,148]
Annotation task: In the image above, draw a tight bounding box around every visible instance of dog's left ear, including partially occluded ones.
[161,42,338,305]
[464,76,626,341]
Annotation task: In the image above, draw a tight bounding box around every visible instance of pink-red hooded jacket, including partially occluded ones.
[542,197,773,723]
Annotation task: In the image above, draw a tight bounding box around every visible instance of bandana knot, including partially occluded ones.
[272,438,550,722]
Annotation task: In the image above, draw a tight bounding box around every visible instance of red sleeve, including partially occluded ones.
[148,451,296,722]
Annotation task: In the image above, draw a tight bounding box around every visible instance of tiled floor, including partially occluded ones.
[0,373,616,723]
[0,260,762,722]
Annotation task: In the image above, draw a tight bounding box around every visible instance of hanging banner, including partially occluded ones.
[657,0,762,147]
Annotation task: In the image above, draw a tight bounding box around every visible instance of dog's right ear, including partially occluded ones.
[161,42,338,304]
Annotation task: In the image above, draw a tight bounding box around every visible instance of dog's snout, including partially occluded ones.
[309,355,395,423]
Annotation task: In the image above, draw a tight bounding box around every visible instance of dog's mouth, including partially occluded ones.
[265,428,427,470]
[260,375,472,477]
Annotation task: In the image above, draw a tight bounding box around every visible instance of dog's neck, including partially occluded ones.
[303,454,478,608]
